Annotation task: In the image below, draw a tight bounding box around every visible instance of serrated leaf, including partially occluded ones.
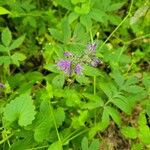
[107,2,124,11]
[34,100,65,142]
[112,98,132,115]
[49,28,63,42]
[0,56,11,65]
[89,139,100,150]
[81,137,88,150]
[0,6,11,15]
[3,93,36,127]
[11,52,26,66]
[0,44,9,52]
[48,141,62,150]
[10,35,25,50]
[121,127,138,139]
[105,106,121,127]
[61,18,71,43]
[89,9,107,23]
[52,74,65,89]
[101,109,110,130]
[84,65,103,77]
[80,15,92,30]
[2,28,12,46]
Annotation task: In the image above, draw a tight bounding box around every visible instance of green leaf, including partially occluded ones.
[3,93,36,127]
[80,15,92,30]
[105,106,121,127]
[0,56,11,65]
[112,97,132,115]
[121,127,138,139]
[49,28,63,42]
[34,100,65,142]
[81,137,89,150]
[48,141,62,150]
[11,52,26,66]
[139,126,150,144]
[65,89,81,107]
[52,74,65,89]
[101,109,110,130]
[0,44,9,52]
[61,18,71,43]
[89,139,100,150]
[107,2,125,11]
[2,28,12,46]
[84,65,103,77]
[10,35,25,50]
[0,6,11,15]
[68,12,79,24]
[89,9,107,23]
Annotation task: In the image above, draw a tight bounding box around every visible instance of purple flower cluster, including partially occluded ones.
[57,52,83,76]
[57,60,71,74]
[56,43,102,76]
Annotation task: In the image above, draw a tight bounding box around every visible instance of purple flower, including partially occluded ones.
[64,51,73,57]
[91,58,101,67]
[75,64,82,75]
[87,43,97,52]
[0,83,5,89]
[57,60,71,74]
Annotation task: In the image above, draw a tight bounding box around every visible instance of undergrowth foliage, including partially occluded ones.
[0,0,150,150]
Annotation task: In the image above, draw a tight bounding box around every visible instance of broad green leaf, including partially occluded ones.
[80,15,92,30]
[48,141,62,150]
[139,126,150,144]
[0,44,9,52]
[74,3,90,15]
[61,18,71,43]
[10,35,25,50]
[84,65,103,77]
[52,74,65,89]
[34,100,65,142]
[89,9,107,23]
[89,139,100,150]
[81,137,89,150]
[11,52,26,66]
[3,93,36,127]
[65,89,81,107]
[44,64,60,73]
[121,127,138,139]
[101,109,110,130]
[107,2,125,11]
[112,97,132,115]
[72,110,88,128]
[49,28,63,42]
[68,12,79,24]
[0,6,11,15]
[105,106,121,127]
[99,82,113,99]
[2,28,12,46]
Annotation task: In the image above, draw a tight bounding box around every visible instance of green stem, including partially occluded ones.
[64,129,88,143]
[26,145,49,150]
[90,29,94,44]
[93,76,96,95]
[99,0,134,50]
[0,134,13,145]
[48,101,61,143]
[124,33,150,44]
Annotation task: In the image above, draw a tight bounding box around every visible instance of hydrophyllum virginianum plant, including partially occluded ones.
[57,43,102,76]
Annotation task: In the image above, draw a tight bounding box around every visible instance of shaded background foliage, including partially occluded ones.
[0,0,150,150]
